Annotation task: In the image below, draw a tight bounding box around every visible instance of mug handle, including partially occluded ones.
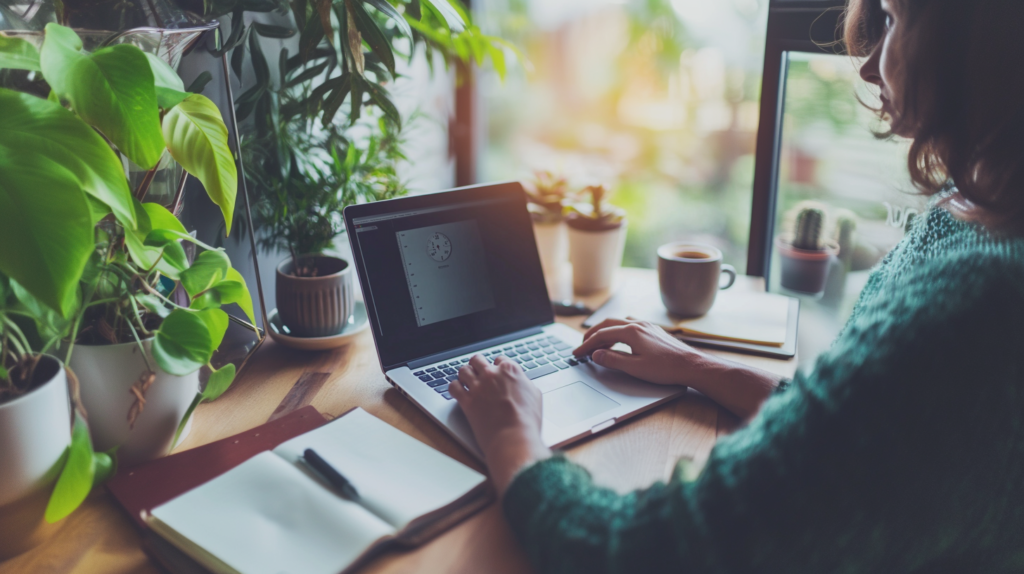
[719,264,737,290]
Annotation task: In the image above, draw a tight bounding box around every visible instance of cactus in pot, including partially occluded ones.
[776,205,838,295]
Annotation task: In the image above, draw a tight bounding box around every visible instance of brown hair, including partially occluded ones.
[844,0,1024,233]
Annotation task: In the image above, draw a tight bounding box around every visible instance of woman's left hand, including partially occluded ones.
[451,355,551,495]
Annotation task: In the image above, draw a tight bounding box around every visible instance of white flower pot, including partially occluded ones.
[69,339,199,466]
[568,219,628,295]
[532,220,568,279]
[0,356,71,558]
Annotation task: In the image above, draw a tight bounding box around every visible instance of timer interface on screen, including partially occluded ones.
[397,220,495,327]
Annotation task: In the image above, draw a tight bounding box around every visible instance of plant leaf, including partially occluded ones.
[145,52,184,91]
[223,267,255,324]
[363,81,401,127]
[10,278,73,341]
[202,363,236,402]
[314,0,335,47]
[45,414,95,523]
[185,71,213,93]
[125,199,186,279]
[422,0,465,32]
[155,87,190,109]
[179,249,230,297]
[0,94,98,316]
[162,94,238,235]
[172,392,202,448]
[0,34,41,71]
[344,2,365,75]
[153,309,214,376]
[363,0,412,37]
[196,308,230,349]
[135,292,171,318]
[254,23,296,38]
[349,0,395,77]
[40,24,165,169]
[0,88,135,228]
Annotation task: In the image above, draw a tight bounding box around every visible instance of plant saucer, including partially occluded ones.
[267,301,369,351]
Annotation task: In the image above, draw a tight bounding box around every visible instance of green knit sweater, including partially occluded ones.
[503,207,1024,573]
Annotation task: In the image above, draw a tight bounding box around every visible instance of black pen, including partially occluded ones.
[302,448,360,501]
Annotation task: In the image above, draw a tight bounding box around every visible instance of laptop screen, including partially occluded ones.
[345,183,552,369]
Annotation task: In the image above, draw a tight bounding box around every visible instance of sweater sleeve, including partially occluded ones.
[503,254,1024,574]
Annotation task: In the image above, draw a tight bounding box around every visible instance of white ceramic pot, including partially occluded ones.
[69,339,199,466]
[0,356,71,558]
[568,219,628,295]
[0,356,71,507]
[532,220,568,279]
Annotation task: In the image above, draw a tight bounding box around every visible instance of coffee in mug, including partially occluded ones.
[657,243,736,318]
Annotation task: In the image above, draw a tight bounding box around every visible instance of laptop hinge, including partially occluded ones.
[404,327,545,370]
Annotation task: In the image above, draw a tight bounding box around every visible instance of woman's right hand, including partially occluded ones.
[573,318,722,387]
[575,318,784,420]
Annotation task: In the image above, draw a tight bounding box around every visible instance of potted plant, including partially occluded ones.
[217,0,515,338]
[0,24,252,469]
[565,184,627,294]
[248,118,404,338]
[776,205,839,295]
[524,171,571,279]
[0,279,74,558]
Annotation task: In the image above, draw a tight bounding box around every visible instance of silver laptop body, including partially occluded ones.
[344,182,682,460]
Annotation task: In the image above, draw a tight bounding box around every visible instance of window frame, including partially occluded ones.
[747,0,848,279]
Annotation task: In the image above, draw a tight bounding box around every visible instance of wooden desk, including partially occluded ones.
[0,268,796,574]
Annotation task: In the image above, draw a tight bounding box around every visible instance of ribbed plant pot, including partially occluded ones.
[0,355,71,559]
[276,255,354,337]
[69,340,199,467]
[776,236,839,295]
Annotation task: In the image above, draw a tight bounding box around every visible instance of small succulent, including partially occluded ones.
[792,207,826,251]
[524,171,571,223]
[565,184,625,231]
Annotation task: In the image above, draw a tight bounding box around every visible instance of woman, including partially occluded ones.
[450,0,1024,571]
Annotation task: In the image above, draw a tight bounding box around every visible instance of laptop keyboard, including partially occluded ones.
[412,335,590,400]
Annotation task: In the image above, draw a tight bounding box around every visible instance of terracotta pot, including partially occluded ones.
[0,355,71,558]
[276,255,354,337]
[69,339,199,466]
[776,235,839,295]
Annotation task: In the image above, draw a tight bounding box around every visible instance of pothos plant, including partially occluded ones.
[0,24,250,522]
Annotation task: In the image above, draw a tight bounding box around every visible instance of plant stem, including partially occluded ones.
[125,319,154,372]
[134,165,160,202]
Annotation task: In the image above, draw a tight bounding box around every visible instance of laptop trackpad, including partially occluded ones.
[543,382,620,428]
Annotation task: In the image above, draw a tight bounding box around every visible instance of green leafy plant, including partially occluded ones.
[247,116,405,275]
[565,184,626,231]
[218,0,516,276]
[0,24,249,522]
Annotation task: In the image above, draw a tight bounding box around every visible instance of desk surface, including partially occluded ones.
[0,268,796,574]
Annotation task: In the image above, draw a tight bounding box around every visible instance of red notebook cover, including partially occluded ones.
[107,406,329,530]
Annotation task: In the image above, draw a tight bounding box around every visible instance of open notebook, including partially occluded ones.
[144,408,490,574]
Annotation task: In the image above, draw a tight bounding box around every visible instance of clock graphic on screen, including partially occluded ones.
[427,232,452,262]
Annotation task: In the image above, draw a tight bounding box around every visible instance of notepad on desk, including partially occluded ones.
[583,276,798,358]
[144,408,490,574]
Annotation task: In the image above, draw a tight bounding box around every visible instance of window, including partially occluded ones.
[750,1,922,357]
[478,0,770,271]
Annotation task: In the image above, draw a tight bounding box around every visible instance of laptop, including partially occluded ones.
[344,182,683,459]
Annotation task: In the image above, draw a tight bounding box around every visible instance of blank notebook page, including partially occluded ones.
[273,408,486,530]
[149,452,394,574]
